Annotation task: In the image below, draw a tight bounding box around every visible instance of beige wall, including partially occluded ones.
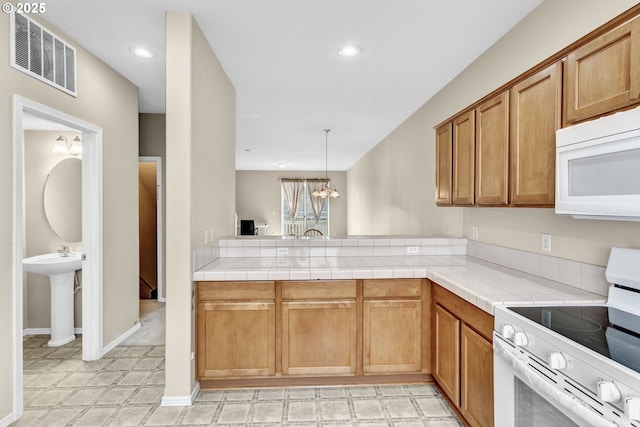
[236,171,347,236]
[348,0,640,265]
[0,9,139,419]
[164,11,236,400]
[24,131,83,330]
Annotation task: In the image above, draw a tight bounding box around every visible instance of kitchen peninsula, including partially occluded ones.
[193,236,606,425]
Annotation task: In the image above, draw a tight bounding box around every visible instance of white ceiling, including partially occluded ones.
[40,0,542,171]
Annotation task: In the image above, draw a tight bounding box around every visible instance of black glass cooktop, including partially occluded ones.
[508,305,640,374]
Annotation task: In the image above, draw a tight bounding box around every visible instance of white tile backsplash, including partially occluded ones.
[558,259,581,288]
[470,241,608,296]
[521,252,540,276]
[539,255,559,282]
[580,263,608,295]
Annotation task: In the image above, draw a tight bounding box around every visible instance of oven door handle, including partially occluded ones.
[494,336,616,427]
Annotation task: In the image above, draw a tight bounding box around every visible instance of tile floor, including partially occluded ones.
[16,334,462,426]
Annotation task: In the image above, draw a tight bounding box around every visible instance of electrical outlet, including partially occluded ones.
[277,247,289,256]
[407,246,419,254]
[472,225,479,240]
[541,233,551,252]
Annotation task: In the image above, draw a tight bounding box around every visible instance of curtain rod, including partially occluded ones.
[278,177,329,182]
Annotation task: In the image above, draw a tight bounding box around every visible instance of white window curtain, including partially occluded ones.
[307,179,328,222]
[281,179,304,221]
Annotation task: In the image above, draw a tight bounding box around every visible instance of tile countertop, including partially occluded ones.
[194,255,606,315]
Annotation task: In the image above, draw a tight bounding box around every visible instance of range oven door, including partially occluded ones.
[493,334,616,427]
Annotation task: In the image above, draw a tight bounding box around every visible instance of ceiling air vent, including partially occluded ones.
[10,12,77,97]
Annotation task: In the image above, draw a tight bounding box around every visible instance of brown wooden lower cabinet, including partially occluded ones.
[432,303,460,405]
[461,324,494,427]
[431,283,494,427]
[282,300,358,376]
[196,301,276,378]
[196,279,431,384]
[363,299,422,373]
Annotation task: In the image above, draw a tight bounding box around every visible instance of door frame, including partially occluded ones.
[138,156,164,302]
[12,95,104,418]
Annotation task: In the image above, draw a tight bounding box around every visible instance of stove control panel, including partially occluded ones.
[495,310,640,418]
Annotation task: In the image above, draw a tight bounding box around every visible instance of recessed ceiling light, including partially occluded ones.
[338,44,362,57]
[276,162,287,169]
[130,46,155,59]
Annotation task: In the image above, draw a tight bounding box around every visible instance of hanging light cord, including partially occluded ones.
[324,129,330,181]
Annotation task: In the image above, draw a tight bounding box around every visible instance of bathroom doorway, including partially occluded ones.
[138,156,164,302]
[12,96,104,418]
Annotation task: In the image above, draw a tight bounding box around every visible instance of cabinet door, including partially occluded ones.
[282,301,358,376]
[452,111,475,205]
[510,62,562,206]
[432,304,460,406]
[475,92,509,205]
[363,300,422,373]
[566,17,640,123]
[196,302,275,379]
[461,324,494,427]
[436,122,453,206]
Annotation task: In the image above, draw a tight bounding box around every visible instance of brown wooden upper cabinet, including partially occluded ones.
[435,122,453,206]
[475,92,509,206]
[510,62,562,206]
[452,111,475,205]
[565,16,640,124]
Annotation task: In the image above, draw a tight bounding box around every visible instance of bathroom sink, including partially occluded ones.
[23,252,82,347]
[23,252,82,276]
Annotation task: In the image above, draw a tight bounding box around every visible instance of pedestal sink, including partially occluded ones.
[23,252,82,347]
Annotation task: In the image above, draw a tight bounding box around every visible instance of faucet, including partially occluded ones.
[57,245,71,257]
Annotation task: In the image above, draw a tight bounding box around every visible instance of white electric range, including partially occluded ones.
[494,247,640,427]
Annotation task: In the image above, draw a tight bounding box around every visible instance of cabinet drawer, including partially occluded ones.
[363,279,422,298]
[282,280,357,300]
[198,281,275,301]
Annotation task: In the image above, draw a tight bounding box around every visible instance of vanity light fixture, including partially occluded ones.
[53,135,82,156]
[337,44,362,57]
[312,129,340,199]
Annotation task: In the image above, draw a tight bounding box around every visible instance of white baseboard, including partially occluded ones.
[102,322,141,355]
[0,412,16,427]
[161,382,200,407]
[23,328,83,336]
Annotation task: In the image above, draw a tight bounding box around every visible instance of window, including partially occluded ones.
[281,182,329,236]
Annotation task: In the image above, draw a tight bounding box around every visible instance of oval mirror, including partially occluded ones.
[43,158,82,242]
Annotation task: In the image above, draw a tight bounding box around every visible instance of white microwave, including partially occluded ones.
[556,106,640,221]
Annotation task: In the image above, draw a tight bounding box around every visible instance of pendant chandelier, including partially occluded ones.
[312,129,340,199]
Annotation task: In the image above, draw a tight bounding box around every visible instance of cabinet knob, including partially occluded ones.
[626,397,640,420]
[514,331,528,347]
[597,381,621,403]
[548,352,567,370]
